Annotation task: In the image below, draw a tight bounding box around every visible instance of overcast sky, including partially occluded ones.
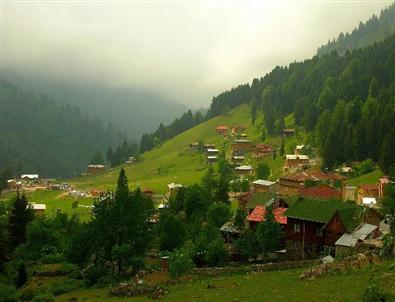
[1,1,391,107]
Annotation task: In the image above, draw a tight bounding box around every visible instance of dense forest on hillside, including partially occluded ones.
[201,34,395,172]
[0,81,126,177]
[317,3,395,56]
[3,72,188,140]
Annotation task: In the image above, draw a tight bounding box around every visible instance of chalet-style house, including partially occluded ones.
[253,144,273,158]
[357,184,378,204]
[87,165,106,175]
[235,165,253,176]
[189,142,199,150]
[231,139,253,155]
[278,171,345,196]
[298,184,341,200]
[252,179,276,193]
[247,205,287,229]
[294,145,304,155]
[284,154,310,171]
[231,125,246,135]
[285,198,382,258]
[378,176,390,198]
[207,156,218,164]
[216,125,228,136]
[232,155,245,164]
[282,128,295,137]
[167,183,183,199]
[126,157,136,164]
[204,144,216,151]
[342,184,357,202]
[90,188,106,197]
[206,148,219,155]
[29,203,46,215]
[7,179,22,190]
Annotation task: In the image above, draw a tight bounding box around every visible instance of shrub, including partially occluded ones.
[356,159,375,176]
[32,292,55,302]
[49,279,83,296]
[169,248,194,278]
[206,203,231,228]
[0,282,18,302]
[362,283,395,302]
[205,238,228,267]
[40,253,64,264]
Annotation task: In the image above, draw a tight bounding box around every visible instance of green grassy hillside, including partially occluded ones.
[69,103,304,194]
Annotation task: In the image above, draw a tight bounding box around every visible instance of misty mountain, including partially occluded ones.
[317,3,395,56]
[0,80,126,178]
[4,71,188,140]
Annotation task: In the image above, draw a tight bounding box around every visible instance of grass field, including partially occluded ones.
[347,169,384,186]
[69,104,304,194]
[55,261,395,302]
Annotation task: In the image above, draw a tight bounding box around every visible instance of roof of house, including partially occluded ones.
[244,192,274,209]
[299,184,341,199]
[168,183,183,190]
[280,171,345,183]
[296,145,304,150]
[379,176,390,185]
[207,156,218,159]
[335,223,378,247]
[216,125,228,130]
[207,148,219,152]
[87,164,105,168]
[247,206,287,224]
[362,197,377,207]
[255,144,273,149]
[233,139,252,143]
[220,220,242,234]
[232,156,245,160]
[253,179,276,187]
[21,174,39,179]
[282,128,295,132]
[285,198,367,230]
[235,165,253,171]
[285,154,309,160]
[29,203,46,210]
[359,184,378,191]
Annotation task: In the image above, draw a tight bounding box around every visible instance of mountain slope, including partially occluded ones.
[317,2,395,56]
[4,70,188,140]
[0,81,126,177]
[70,103,303,194]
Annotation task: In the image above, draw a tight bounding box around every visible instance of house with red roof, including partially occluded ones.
[378,176,390,198]
[216,125,228,136]
[299,184,341,200]
[247,205,287,229]
[253,144,273,158]
[357,184,378,204]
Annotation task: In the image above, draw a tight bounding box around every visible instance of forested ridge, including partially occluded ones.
[0,81,126,177]
[317,3,395,56]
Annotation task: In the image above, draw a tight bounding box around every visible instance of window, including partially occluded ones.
[316,227,323,237]
[294,224,300,233]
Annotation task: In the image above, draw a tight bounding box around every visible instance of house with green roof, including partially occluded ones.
[285,197,382,258]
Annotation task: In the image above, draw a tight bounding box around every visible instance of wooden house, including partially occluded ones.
[285,198,382,258]
[231,139,253,155]
[232,155,245,164]
[206,148,219,155]
[204,144,216,151]
[282,128,295,137]
[252,179,276,193]
[207,156,218,164]
[253,144,273,158]
[298,184,341,200]
[357,184,378,204]
[231,125,246,135]
[235,165,253,176]
[167,183,183,199]
[189,142,199,150]
[29,203,46,215]
[284,154,310,171]
[378,176,390,199]
[216,125,228,136]
[87,165,106,175]
[342,184,357,202]
[294,145,304,155]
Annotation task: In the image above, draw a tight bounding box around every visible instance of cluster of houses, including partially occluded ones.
[221,170,391,259]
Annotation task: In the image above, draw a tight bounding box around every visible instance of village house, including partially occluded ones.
[29,203,46,215]
[7,179,22,190]
[167,183,183,199]
[298,184,341,200]
[284,154,310,171]
[285,198,382,258]
[294,145,304,155]
[252,179,276,193]
[206,148,219,155]
[232,155,245,164]
[142,189,155,199]
[247,205,287,229]
[204,144,216,151]
[90,188,106,197]
[342,184,357,202]
[378,176,390,198]
[87,164,106,175]
[216,125,228,136]
[231,125,246,135]
[357,184,378,204]
[253,144,273,158]
[231,139,253,155]
[335,223,380,257]
[235,165,253,176]
[278,171,345,196]
[282,128,295,137]
[189,142,199,151]
[21,174,39,184]
[126,157,136,165]
[207,156,218,164]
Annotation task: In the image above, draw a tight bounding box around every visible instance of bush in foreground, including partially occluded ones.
[169,248,194,278]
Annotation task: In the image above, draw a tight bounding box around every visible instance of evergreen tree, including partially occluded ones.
[8,193,34,251]
[90,151,104,165]
[256,163,271,180]
[251,100,257,126]
[106,145,114,166]
[157,212,186,251]
[15,262,28,288]
[256,207,282,256]
[201,166,217,202]
[380,126,395,173]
